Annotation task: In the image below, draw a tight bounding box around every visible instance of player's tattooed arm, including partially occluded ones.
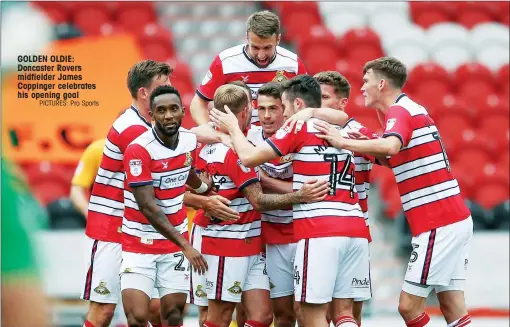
[242,179,329,211]
[258,169,293,194]
[131,185,191,249]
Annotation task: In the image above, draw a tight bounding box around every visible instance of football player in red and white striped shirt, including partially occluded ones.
[314,71,380,327]
[313,57,473,327]
[81,60,172,327]
[122,86,209,327]
[211,75,371,327]
[200,84,329,327]
[190,10,306,129]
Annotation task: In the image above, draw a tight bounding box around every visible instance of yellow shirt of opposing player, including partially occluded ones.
[72,139,106,189]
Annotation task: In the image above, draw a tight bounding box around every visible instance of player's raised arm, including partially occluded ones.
[241,178,329,212]
[282,107,350,132]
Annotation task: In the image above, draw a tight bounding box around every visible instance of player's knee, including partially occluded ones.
[126,313,147,327]
[148,300,161,322]
[249,305,273,325]
[273,308,296,327]
[398,298,417,319]
[162,306,184,326]
[88,302,116,326]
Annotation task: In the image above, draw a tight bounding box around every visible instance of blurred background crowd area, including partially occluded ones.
[1,1,509,325]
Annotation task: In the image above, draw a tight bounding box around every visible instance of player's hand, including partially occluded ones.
[203,195,240,222]
[298,178,330,203]
[314,120,347,149]
[347,130,369,140]
[209,106,239,134]
[282,108,315,133]
[183,244,208,275]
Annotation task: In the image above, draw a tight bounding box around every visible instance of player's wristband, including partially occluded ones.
[194,182,209,194]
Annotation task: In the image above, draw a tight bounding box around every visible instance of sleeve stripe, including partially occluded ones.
[196,89,213,101]
[382,132,405,149]
[129,181,153,187]
[265,139,283,157]
[239,177,260,192]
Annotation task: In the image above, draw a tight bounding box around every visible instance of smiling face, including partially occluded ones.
[320,84,348,111]
[246,32,280,68]
[150,93,184,136]
[361,68,384,108]
[257,94,284,137]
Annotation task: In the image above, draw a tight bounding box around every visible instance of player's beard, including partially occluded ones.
[156,119,181,137]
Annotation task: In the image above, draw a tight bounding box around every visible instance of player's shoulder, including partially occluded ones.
[178,127,197,142]
[218,44,245,61]
[198,142,230,162]
[130,129,154,148]
[112,107,149,133]
[246,125,264,142]
[306,118,343,134]
[391,94,428,117]
[275,46,299,62]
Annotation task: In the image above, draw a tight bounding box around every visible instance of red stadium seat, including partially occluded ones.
[497,63,509,95]
[22,161,73,205]
[473,174,509,209]
[168,58,194,94]
[281,4,321,42]
[338,28,383,71]
[453,63,497,110]
[435,112,474,140]
[477,110,510,142]
[137,24,176,62]
[426,94,471,122]
[116,4,156,34]
[453,165,476,199]
[455,2,498,29]
[73,7,112,36]
[407,62,453,102]
[450,138,493,174]
[410,2,456,28]
[32,2,69,24]
[498,150,509,173]
[382,184,402,219]
[298,27,340,75]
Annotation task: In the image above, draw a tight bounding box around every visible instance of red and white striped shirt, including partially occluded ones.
[267,119,369,241]
[122,128,196,254]
[196,44,307,125]
[343,118,380,242]
[383,94,471,236]
[195,142,261,257]
[85,106,151,243]
[247,126,294,244]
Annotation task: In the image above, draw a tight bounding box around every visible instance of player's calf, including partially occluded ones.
[352,301,363,326]
[437,290,470,325]
[300,302,329,327]
[197,306,208,327]
[84,302,116,327]
[205,299,236,327]
[148,298,162,326]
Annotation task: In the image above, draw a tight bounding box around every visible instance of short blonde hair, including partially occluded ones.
[246,10,280,38]
[213,85,248,114]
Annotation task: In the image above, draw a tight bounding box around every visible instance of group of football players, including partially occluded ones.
[78,10,473,327]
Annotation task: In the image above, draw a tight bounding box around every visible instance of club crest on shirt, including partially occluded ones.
[129,159,142,177]
[280,154,291,163]
[237,159,250,173]
[184,152,193,167]
[94,281,111,295]
[201,70,212,85]
[272,70,288,82]
[386,118,397,130]
[227,281,243,294]
[195,285,207,298]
